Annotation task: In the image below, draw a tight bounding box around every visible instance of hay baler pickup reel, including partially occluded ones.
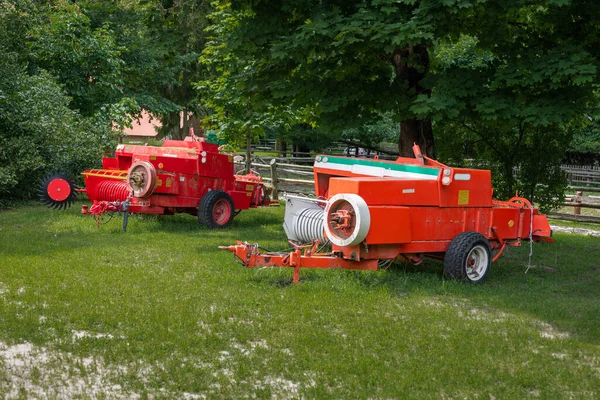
[38,173,80,210]
[39,129,277,230]
[220,144,553,283]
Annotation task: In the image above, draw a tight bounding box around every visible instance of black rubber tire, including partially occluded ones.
[444,231,492,283]
[198,190,234,228]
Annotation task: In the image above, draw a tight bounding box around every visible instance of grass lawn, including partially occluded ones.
[0,202,599,399]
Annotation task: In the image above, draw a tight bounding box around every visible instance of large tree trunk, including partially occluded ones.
[399,119,435,158]
[278,139,287,158]
[180,112,190,139]
[391,44,435,158]
[164,112,182,140]
[163,111,201,140]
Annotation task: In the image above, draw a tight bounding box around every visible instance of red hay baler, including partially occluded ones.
[39,131,275,230]
[220,144,554,283]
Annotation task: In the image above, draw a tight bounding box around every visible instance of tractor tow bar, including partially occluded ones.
[218,241,378,283]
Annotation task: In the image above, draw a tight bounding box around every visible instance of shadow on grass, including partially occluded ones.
[242,259,443,292]
[346,237,600,344]
[148,205,285,238]
[0,203,286,258]
[241,234,600,343]
[4,203,598,345]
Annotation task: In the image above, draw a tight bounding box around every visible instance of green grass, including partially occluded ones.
[1,202,599,398]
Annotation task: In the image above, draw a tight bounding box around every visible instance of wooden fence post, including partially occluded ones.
[269,158,279,201]
[574,191,583,215]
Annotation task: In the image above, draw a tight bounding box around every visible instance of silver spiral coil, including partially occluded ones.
[291,208,325,243]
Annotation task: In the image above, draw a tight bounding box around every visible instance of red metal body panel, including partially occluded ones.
[408,207,493,241]
[438,169,493,208]
[491,207,523,240]
[328,178,440,207]
[366,206,412,244]
[228,190,253,210]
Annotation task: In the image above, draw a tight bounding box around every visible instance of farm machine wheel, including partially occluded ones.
[198,190,234,228]
[324,193,371,246]
[38,173,78,210]
[444,231,491,283]
[127,161,156,198]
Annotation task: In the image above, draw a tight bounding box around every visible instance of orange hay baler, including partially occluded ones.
[220,145,553,283]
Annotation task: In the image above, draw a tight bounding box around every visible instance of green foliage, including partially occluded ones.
[0,0,115,206]
[572,125,600,155]
[199,0,458,149]
[199,2,304,146]
[1,0,218,205]
[79,0,183,119]
[433,119,570,212]
[0,58,112,203]
[27,3,125,116]
[412,17,598,208]
[200,0,424,134]
[133,0,213,138]
[202,1,600,209]
[341,113,399,147]
[570,100,600,154]
[26,0,212,138]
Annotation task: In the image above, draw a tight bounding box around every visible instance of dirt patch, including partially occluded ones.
[0,341,138,399]
[550,225,600,237]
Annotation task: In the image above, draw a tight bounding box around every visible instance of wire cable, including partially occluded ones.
[525,204,534,274]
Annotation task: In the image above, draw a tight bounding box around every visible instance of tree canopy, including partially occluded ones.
[1,0,600,208]
[199,0,600,207]
[0,0,215,203]
[0,1,114,204]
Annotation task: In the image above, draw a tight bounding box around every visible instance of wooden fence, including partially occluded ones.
[549,212,600,224]
[235,157,314,200]
[562,165,600,192]
[551,193,600,223]
[250,140,351,158]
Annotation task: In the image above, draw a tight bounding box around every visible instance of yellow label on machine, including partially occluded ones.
[156,179,162,187]
[246,184,254,192]
[458,190,469,205]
